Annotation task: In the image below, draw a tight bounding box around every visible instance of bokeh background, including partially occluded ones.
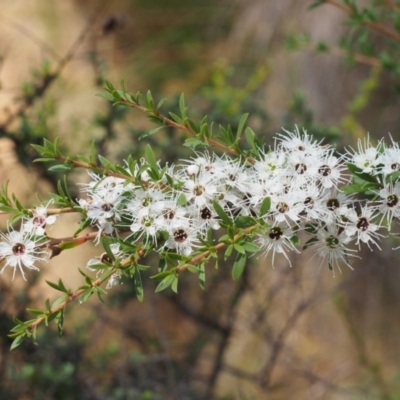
[1,1,400,399]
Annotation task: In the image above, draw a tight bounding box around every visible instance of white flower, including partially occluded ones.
[256,222,299,267]
[285,151,319,186]
[130,209,161,244]
[377,182,400,229]
[181,172,219,208]
[269,189,304,224]
[301,184,329,221]
[346,135,379,174]
[22,201,57,236]
[344,206,384,249]
[309,223,358,276]
[189,204,220,234]
[254,148,286,178]
[0,228,49,280]
[80,172,127,197]
[106,272,122,289]
[87,243,123,273]
[321,190,351,224]
[79,190,125,239]
[126,188,165,217]
[277,126,326,156]
[317,154,345,189]
[154,198,189,231]
[375,135,400,176]
[164,225,201,256]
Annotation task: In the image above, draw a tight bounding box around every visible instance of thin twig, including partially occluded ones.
[324,0,400,43]
[119,98,257,164]
[383,0,400,13]
[0,1,108,131]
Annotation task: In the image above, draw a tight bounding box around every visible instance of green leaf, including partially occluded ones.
[98,155,111,169]
[233,243,245,254]
[184,138,206,148]
[235,216,256,228]
[179,93,187,120]
[145,144,158,172]
[139,126,165,140]
[213,200,232,225]
[303,236,319,250]
[177,193,187,206]
[10,334,27,350]
[236,113,249,142]
[171,276,178,294]
[96,92,115,101]
[80,288,95,303]
[242,242,260,253]
[27,308,45,316]
[169,112,183,124]
[134,269,144,302]
[48,164,73,172]
[260,197,271,216]
[198,263,206,289]
[56,310,64,337]
[232,253,247,280]
[46,279,68,293]
[290,235,300,247]
[157,97,167,110]
[155,274,176,293]
[340,184,363,194]
[245,127,256,149]
[347,163,376,183]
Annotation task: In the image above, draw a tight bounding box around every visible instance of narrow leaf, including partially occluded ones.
[232,253,247,280]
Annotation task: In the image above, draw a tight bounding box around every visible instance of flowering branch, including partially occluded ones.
[3,80,400,350]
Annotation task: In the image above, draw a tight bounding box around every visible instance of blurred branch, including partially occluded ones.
[383,0,400,13]
[334,294,393,400]
[203,268,250,399]
[326,46,380,67]
[0,15,62,61]
[324,0,400,43]
[0,1,107,132]
[258,298,313,389]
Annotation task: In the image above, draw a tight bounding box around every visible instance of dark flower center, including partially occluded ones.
[391,163,400,171]
[318,165,331,177]
[304,197,314,209]
[200,207,212,220]
[164,208,175,220]
[387,194,399,208]
[174,229,188,243]
[101,203,114,212]
[277,202,289,214]
[228,174,237,181]
[12,243,25,256]
[326,198,340,211]
[101,253,112,264]
[141,197,152,207]
[33,215,46,227]
[269,227,283,240]
[194,185,205,196]
[295,163,307,174]
[326,235,339,248]
[356,217,369,231]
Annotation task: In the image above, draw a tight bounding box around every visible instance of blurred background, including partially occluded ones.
[1,0,400,399]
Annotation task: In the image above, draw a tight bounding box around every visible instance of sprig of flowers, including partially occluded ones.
[5,85,400,350]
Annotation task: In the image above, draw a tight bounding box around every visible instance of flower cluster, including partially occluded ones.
[1,127,399,282]
[0,204,55,280]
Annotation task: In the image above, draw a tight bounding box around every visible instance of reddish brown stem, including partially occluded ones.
[324,0,400,43]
